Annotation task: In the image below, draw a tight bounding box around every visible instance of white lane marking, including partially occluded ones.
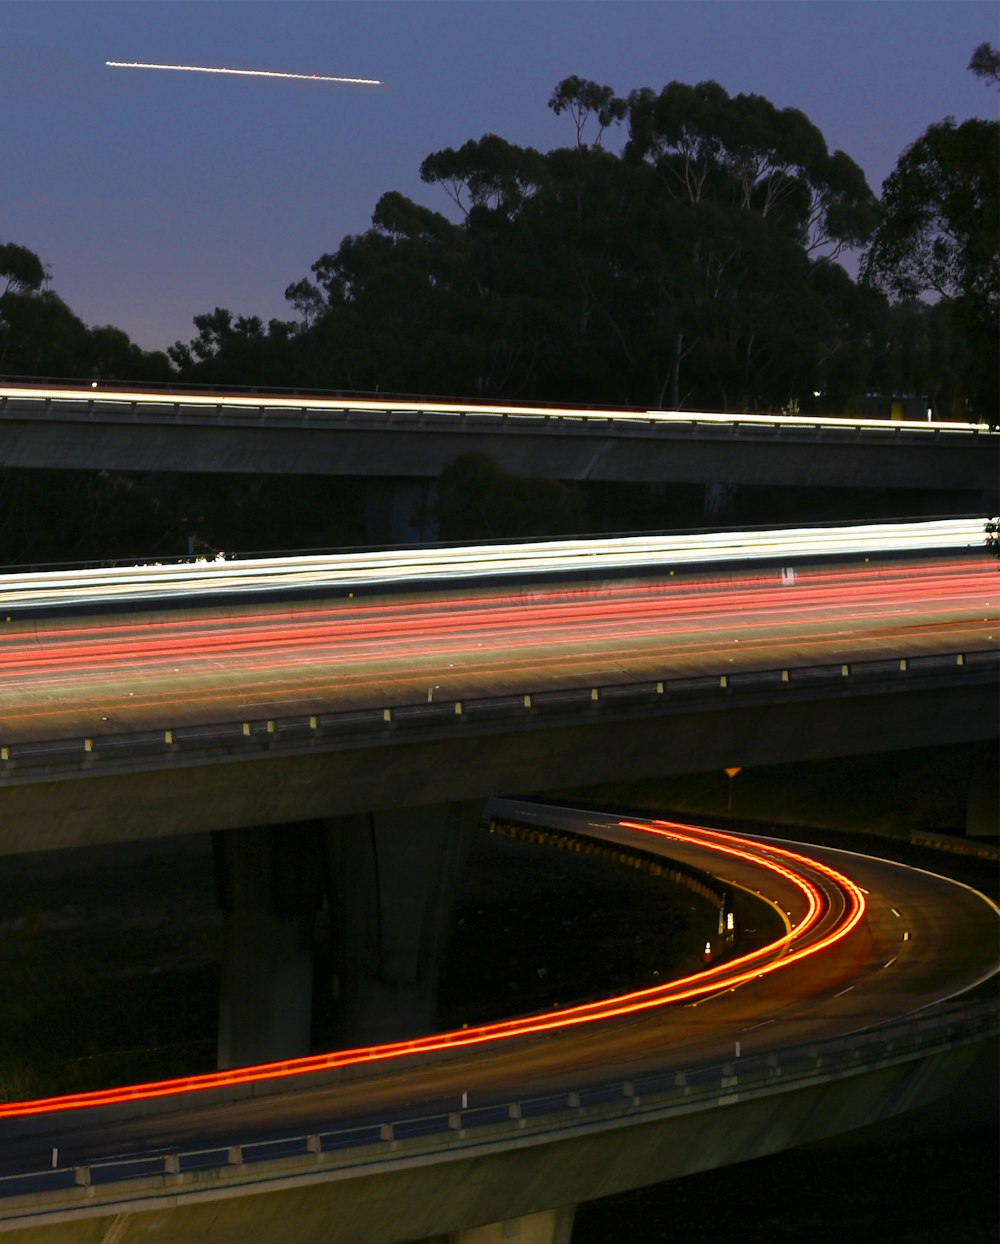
[882,957,898,969]
[890,908,901,917]
[742,1019,775,1032]
[835,985,855,998]
[903,931,911,941]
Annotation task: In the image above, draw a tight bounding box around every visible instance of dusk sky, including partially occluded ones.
[4,1,997,355]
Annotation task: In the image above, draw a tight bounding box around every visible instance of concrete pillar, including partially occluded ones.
[450,1207,576,1244]
[703,481,734,518]
[214,823,325,1069]
[966,742,999,838]
[324,801,481,1046]
[363,478,438,544]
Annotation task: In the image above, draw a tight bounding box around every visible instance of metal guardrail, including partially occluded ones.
[1,999,994,1204]
[1,391,992,438]
[1,650,994,772]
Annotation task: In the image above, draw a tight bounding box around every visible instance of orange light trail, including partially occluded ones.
[0,819,865,1120]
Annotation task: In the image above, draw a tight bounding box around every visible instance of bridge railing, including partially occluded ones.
[1,648,995,772]
[0,997,995,1205]
[1,386,992,437]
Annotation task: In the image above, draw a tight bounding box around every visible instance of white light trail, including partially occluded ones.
[0,519,989,611]
[106,61,381,86]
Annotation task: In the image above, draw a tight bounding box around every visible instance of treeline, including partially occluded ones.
[1,59,996,564]
[3,56,996,421]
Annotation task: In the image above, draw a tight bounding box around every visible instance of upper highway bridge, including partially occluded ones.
[1,384,996,498]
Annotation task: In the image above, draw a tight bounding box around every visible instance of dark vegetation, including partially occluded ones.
[2,55,998,562]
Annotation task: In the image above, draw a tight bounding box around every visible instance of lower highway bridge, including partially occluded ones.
[0,518,996,1240]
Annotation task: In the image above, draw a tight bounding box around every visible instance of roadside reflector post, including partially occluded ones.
[724,767,742,813]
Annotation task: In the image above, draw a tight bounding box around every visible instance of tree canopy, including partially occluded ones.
[4,65,992,423]
[861,48,999,419]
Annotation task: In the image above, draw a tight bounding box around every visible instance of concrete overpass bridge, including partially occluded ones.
[0,518,995,1069]
[0,519,996,1239]
[1,387,996,537]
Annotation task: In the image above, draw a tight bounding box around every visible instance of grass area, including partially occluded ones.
[437,826,757,1028]
[554,741,993,840]
[572,1125,1000,1244]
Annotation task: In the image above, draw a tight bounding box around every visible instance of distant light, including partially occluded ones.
[106,60,381,86]
[927,408,933,421]
[812,390,821,398]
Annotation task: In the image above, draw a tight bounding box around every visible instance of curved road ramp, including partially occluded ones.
[0,811,996,1244]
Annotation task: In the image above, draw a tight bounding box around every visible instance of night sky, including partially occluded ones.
[4,1,997,354]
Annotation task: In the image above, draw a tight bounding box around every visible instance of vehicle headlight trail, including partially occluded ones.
[105,61,381,86]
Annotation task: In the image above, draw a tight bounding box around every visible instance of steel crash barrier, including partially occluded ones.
[0,1000,995,1206]
[1,649,994,772]
[1,385,993,436]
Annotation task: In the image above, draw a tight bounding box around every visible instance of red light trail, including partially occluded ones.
[0,557,993,743]
[0,819,865,1120]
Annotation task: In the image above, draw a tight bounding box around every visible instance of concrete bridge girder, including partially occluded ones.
[0,411,995,492]
[0,679,994,857]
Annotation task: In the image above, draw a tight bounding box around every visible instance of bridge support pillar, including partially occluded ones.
[447,1207,576,1243]
[363,478,438,544]
[214,823,325,1069]
[324,800,480,1045]
[966,742,999,837]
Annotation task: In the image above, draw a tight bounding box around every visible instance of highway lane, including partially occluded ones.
[0,809,995,1175]
[0,549,995,746]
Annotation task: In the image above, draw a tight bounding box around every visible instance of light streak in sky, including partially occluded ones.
[0,819,865,1119]
[106,61,381,86]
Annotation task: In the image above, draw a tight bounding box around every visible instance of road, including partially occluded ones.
[0,539,994,747]
[0,806,995,1180]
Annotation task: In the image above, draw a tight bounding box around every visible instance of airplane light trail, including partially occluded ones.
[106,61,381,86]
